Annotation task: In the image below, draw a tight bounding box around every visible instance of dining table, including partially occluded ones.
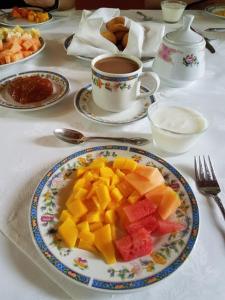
[0,8,224,300]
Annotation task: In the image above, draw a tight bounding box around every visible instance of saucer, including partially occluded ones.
[74,84,155,125]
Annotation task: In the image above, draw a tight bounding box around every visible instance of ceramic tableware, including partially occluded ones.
[74,84,155,125]
[0,70,69,111]
[30,145,199,292]
[205,4,225,20]
[152,15,206,87]
[91,53,160,112]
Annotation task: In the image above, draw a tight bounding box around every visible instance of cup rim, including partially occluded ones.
[161,0,187,6]
[148,101,208,136]
[91,53,143,77]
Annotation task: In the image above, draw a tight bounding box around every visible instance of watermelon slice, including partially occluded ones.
[115,228,153,261]
[125,214,158,234]
[122,198,157,223]
[153,219,185,236]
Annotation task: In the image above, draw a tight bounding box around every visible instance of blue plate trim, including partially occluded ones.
[30,145,199,291]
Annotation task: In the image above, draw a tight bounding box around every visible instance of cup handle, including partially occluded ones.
[136,71,160,100]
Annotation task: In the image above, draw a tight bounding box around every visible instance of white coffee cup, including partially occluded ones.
[91,53,160,112]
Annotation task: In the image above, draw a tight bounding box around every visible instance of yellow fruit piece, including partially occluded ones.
[91,196,101,210]
[94,224,116,264]
[105,209,117,224]
[77,221,90,232]
[59,210,73,223]
[127,190,141,204]
[89,157,107,169]
[83,171,95,182]
[77,239,98,254]
[58,218,78,248]
[113,157,126,169]
[98,177,110,186]
[66,193,75,206]
[74,187,88,201]
[111,187,123,202]
[86,211,101,223]
[76,167,87,178]
[115,169,125,178]
[123,158,137,171]
[100,166,114,178]
[110,174,120,187]
[79,231,95,244]
[73,177,86,191]
[66,199,88,222]
[89,222,103,232]
[86,185,97,199]
[96,184,111,210]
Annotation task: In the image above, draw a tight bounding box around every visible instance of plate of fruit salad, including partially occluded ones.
[0,7,53,27]
[0,26,45,67]
[30,145,199,292]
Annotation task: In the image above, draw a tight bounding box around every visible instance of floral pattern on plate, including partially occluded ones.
[74,84,155,125]
[0,70,69,111]
[30,145,199,292]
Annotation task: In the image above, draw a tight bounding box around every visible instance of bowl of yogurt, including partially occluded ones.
[148,101,208,154]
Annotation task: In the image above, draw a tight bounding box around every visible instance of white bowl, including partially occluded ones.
[148,101,208,154]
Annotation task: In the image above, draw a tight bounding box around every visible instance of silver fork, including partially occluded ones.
[194,156,225,220]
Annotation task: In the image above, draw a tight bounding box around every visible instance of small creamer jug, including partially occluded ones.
[152,14,206,87]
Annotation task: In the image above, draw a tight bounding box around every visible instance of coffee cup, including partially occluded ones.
[91,54,160,112]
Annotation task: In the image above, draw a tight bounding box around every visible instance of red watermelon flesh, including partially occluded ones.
[125,214,158,234]
[122,198,157,223]
[153,219,185,236]
[115,228,153,261]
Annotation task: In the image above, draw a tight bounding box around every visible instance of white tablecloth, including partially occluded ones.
[0,10,224,300]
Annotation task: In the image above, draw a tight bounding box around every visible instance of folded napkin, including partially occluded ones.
[67,8,165,58]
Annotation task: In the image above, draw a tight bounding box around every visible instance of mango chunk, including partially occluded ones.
[111,174,120,187]
[76,167,87,178]
[94,224,116,264]
[100,166,114,178]
[89,157,107,169]
[74,187,88,201]
[73,178,86,191]
[79,231,95,244]
[115,169,125,178]
[77,221,90,232]
[78,239,98,254]
[89,222,103,232]
[113,157,126,169]
[96,184,111,210]
[59,209,73,223]
[86,211,101,223]
[66,199,88,222]
[58,218,78,248]
[105,209,117,224]
[123,158,138,171]
[111,187,123,202]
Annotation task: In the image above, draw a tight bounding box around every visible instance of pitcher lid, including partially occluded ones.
[165,15,204,45]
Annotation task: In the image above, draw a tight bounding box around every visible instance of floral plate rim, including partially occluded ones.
[30,145,199,293]
[0,70,70,111]
[74,83,155,125]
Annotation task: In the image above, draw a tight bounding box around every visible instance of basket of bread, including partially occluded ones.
[66,8,165,60]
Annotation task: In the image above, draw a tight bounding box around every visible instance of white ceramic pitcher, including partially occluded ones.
[152,15,206,87]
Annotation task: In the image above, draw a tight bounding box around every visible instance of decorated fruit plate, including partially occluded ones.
[30,145,199,292]
[0,7,53,27]
[205,5,225,19]
[0,70,69,111]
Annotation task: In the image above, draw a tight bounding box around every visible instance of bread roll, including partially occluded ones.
[101,31,117,44]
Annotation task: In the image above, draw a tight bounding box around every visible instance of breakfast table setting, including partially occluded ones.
[0,5,225,300]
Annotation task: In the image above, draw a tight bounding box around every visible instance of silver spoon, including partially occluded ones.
[54,128,151,146]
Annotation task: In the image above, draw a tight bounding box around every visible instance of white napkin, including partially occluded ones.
[67,8,165,58]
